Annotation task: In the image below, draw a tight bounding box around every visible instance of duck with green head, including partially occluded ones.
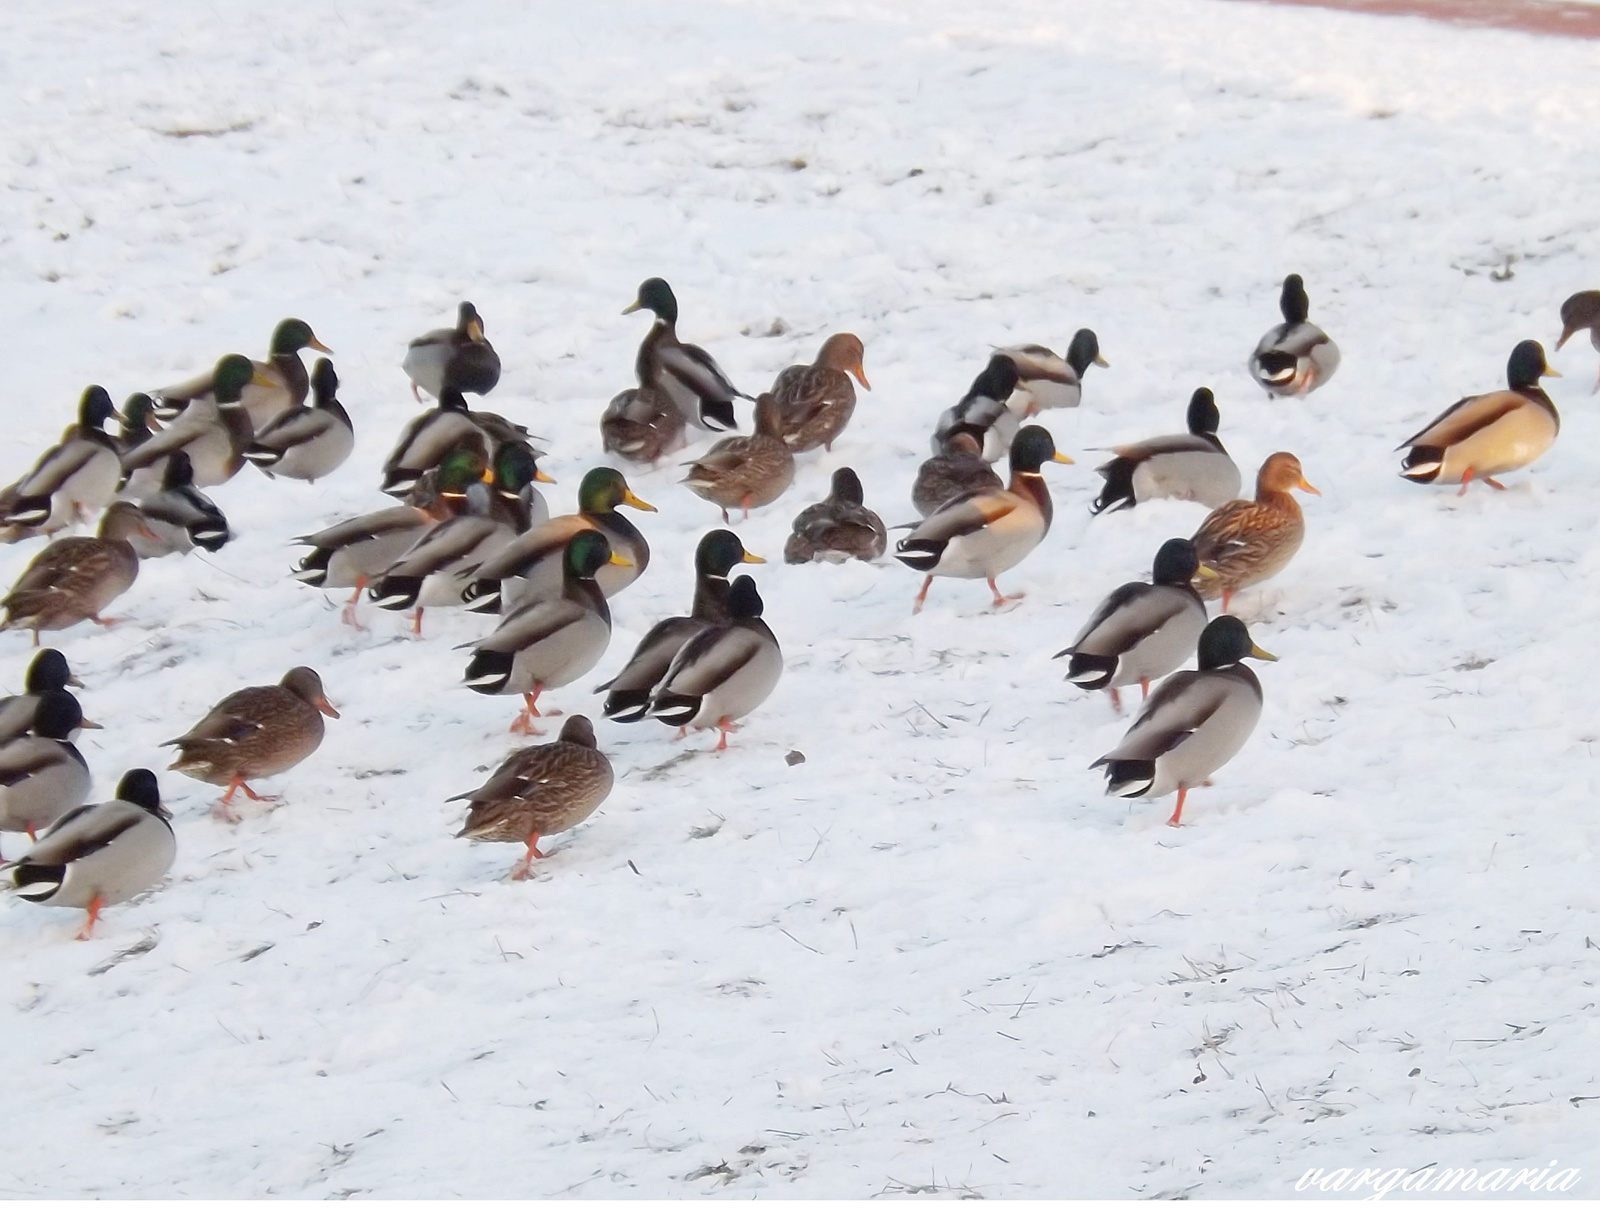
[0,386,124,541]
[155,317,332,431]
[624,277,746,432]
[245,357,355,483]
[123,354,269,491]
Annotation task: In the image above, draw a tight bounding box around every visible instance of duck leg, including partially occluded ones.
[1140,678,1151,700]
[1166,786,1189,828]
[713,716,741,751]
[412,607,425,637]
[912,575,933,615]
[987,578,1023,608]
[214,775,279,822]
[341,579,367,628]
[1220,590,1233,614]
[508,834,548,881]
[719,506,731,525]
[740,494,752,522]
[90,615,124,629]
[1483,477,1507,491]
[75,896,104,941]
[1108,687,1122,714]
[1457,467,1474,497]
[510,686,547,736]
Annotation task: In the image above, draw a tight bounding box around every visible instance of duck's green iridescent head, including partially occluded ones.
[212,354,267,404]
[622,277,678,324]
[270,317,332,356]
[578,466,656,515]
[491,443,554,498]
[565,529,630,580]
[1009,424,1073,475]
[436,440,490,495]
[1506,339,1558,391]
[696,528,764,577]
[78,385,120,431]
[1197,615,1277,670]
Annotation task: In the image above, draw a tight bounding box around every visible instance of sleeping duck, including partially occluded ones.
[403,301,501,400]
[912,425,1002,517]
[1090,388,1241,514]
[1248,274,1339,399]
[601,382,687,465]
[783,467,887,564]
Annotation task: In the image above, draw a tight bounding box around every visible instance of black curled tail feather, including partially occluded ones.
[1062,652,1115,690]
[648,693,701,727]
[603,689,652,723]
[1090,458,1136,515]
[370,575,423,610]
[1096,758,1156,799]
[11,862,65,902]
[294,547,332,586]
[894,538,946,573]
[460,578,502,614]
[463,650,513,694]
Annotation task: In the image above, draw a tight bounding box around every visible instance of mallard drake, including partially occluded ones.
[896,424,1073,613]
[625,277,746,432]
[1557,290,1600,390]
[1249,274,1339,398]
[4,768,176,939]
[1090,387,1242,514]
[601,383,687,464]
[997,328,1107,414]
[912,426,1002,517]
[403,301,501,400]
[126,451,231,558]
[1398,340,1562,495]
[681,394,796,522]
[164,666,338,820]
[244,357,354,482]
[156,317,331,432]
[595,529,763,722]
[116,393,158,450]
[1092,616,1275,826]
[783,467,887,563]
[0,690,93,849]
[1190,452,1318,612]
[463,531,630,734]
[453,715,614,879]
[123,355,267,491]
[1055,538,1211,712]
[380,387,543,498]
[932,356,1022,464]
[0,649,83,746]
[0,386,123,540]
[461,466,651,613]
[1,502,147,645]
[770,333,870,453]
[646,574,781,751]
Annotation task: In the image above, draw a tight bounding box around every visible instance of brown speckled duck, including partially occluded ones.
[601,382,687,464]
[771,333,870,453]
[1190,452,1318,612]
[784,467,887,563]
[1558,290,1600,391]
[1,502,147,645]
[912,425,1002,517]
[681,394,796,522]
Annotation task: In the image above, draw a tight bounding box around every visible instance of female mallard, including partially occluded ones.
[244,357,354,482]
[682,394,796,522]
[453,715,614,879]
[0,690,93,849]
[1,502,147,645]
[461,467,652,614]
[646,574,782,751]
[127,451,231,558]
[1398,340,1562,495]
[595,529,764,723]
[0,386,123,540]
[1092,616,1275,826]
[625,277,745,432]
[912,426,1002,517]
[1248,274,1339,398]
[1557,290,1600,390]
[463,531,631,734]
[1090,387,1241,514]
[1190,452,1318,612]
[403,301,501,400]
[601,382,687,464]
[896,424,1073,613]
[122,355,267,490]
[1056,538,1211,712]
[0,649,83,746]
[164,666,339,820]
[997,328,1107,414]
[931,355,1021,465]
[156,317,332,432]
[4,768,175,939]
[783,467,887,564]
[770,333,871,453]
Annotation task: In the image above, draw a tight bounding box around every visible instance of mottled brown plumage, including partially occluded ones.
[784,467,887,563]
[1189,453,1318,610]
[600,383,687,464]
[771,333,870,452]
[912,427,1002,516]
[1,502,145,644]
[453,715,614,879]
[681,394,796,522]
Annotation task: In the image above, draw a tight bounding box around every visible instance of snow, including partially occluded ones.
[2,0,1599,1199]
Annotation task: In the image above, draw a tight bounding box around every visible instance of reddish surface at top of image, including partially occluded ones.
[1231,0,1600,39]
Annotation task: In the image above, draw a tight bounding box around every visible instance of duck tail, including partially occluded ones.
[1399,446,1444,484]
[294,547,332,586]
[1090,457,1136,515]
[648,692,701,727]
[381,469,421,498]
[244,445,282,472]
[893,537,945,572]
[9,862,65,903]
[369,575,423,610]
[1094,758,1156,799]
[459,578,502,614]
[602,689,652,723]
[462,650,513,694]
[1,496,53,528]
[1061,652,1115,690]
[191,516,231,552]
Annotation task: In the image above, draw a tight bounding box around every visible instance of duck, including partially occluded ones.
[156,317,332,432]
[0,649,83,746]
[0,386,124,540]
[126,451,231,558]
[1090,387,1242,514]
[1398,340,1563,495]
[624,277,746,432]
[770,333,871,452]
[896,424,1073,614]
[122,354,266,491]
[244,357,354,482]
[1092,616,1275,826]
[997,328,1107,414]
[1,501,148,645]
[4,768,176,939]
[463,531,631,734]
[1055,538,1212,712]
[783,467,887,563]
[403,301,501,400]
[595,529,764,723]
[116,393,159,451]
[461,466,652,614]
[912,425,1002,517]
[296,447,484,626]
[1248,274,1339,399]
[601,382,687,464]
[1190,452,1318,612]
[931,356,1022,464]
[453,715,615,879]
[370,444,546,635]
[646,573,782,751]
[1557,290,1600,390]
[681,394,796,522]
[0,690,94,851]
[163,666,339,821]
[380,387,543,498]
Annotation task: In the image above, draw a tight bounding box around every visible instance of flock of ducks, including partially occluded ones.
[0,274,1597,935]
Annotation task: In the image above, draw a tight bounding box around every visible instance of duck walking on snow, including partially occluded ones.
[1091,387,1241,514]
[770,333,871,453]
[625,277,746,432]
[244,357,355,482]
[0,386,123,541]
[681,394,796,522]
[1248,274,1339,399]
[156,317,331,433]
[1,502,149,645]
[1190,452,1318,612]
[0,690,94,851]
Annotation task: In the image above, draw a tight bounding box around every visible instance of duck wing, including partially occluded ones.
[1398,391,1528,451]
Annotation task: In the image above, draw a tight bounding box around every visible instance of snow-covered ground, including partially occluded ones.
[2,0,1599,1199]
